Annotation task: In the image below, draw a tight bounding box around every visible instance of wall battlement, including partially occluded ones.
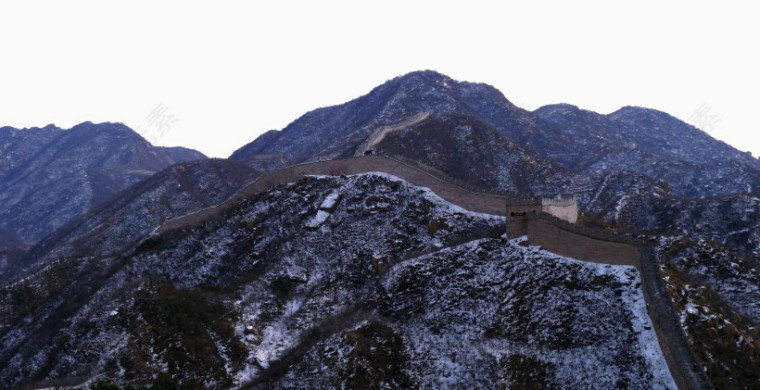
[541,195,577,207]
[506,195,578,238]
[541,195,578,223]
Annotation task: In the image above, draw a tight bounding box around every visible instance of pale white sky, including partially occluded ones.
[0,1,757,158]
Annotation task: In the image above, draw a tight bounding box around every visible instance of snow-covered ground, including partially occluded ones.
[0,173,675,389]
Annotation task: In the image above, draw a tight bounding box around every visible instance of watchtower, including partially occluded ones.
[505,198,540,238]
[541,195,578,223]
[506,194,578,238]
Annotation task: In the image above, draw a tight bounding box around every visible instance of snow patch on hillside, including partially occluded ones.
[355,172,506,219]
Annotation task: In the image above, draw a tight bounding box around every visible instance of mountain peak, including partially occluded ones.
[608,105,673,121]
[230,70,498,164]
[377,70,461,99]
[70,121,133,133]
[394,69,452,84]
[534,103,582,115]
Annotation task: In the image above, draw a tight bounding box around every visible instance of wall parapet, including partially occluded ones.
[541,195,577,207]
[533,212,642,246]
[638,246,713,389]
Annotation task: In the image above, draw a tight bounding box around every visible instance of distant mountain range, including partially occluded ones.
[1,70,758,388]
[0,122,206,245]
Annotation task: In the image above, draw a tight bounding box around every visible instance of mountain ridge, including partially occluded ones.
[231,70,758,199]
[0,121,206,248]
[2,70,759,388]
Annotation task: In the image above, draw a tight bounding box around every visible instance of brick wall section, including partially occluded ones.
[639,246,713,390]
[526,219,640,268]
[160,155,509,233]
[506,216,530,238]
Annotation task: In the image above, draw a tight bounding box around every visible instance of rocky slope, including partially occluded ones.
[0,174,673,389]
[613,192,760,258]
[655,237,760,388]
[369,113,574,195]
[0,122,206,249]
[157,146,208,163]
[535,104,760,198]
[0,159,258,284]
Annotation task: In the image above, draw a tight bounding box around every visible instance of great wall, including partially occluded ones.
[159,154,711,389]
